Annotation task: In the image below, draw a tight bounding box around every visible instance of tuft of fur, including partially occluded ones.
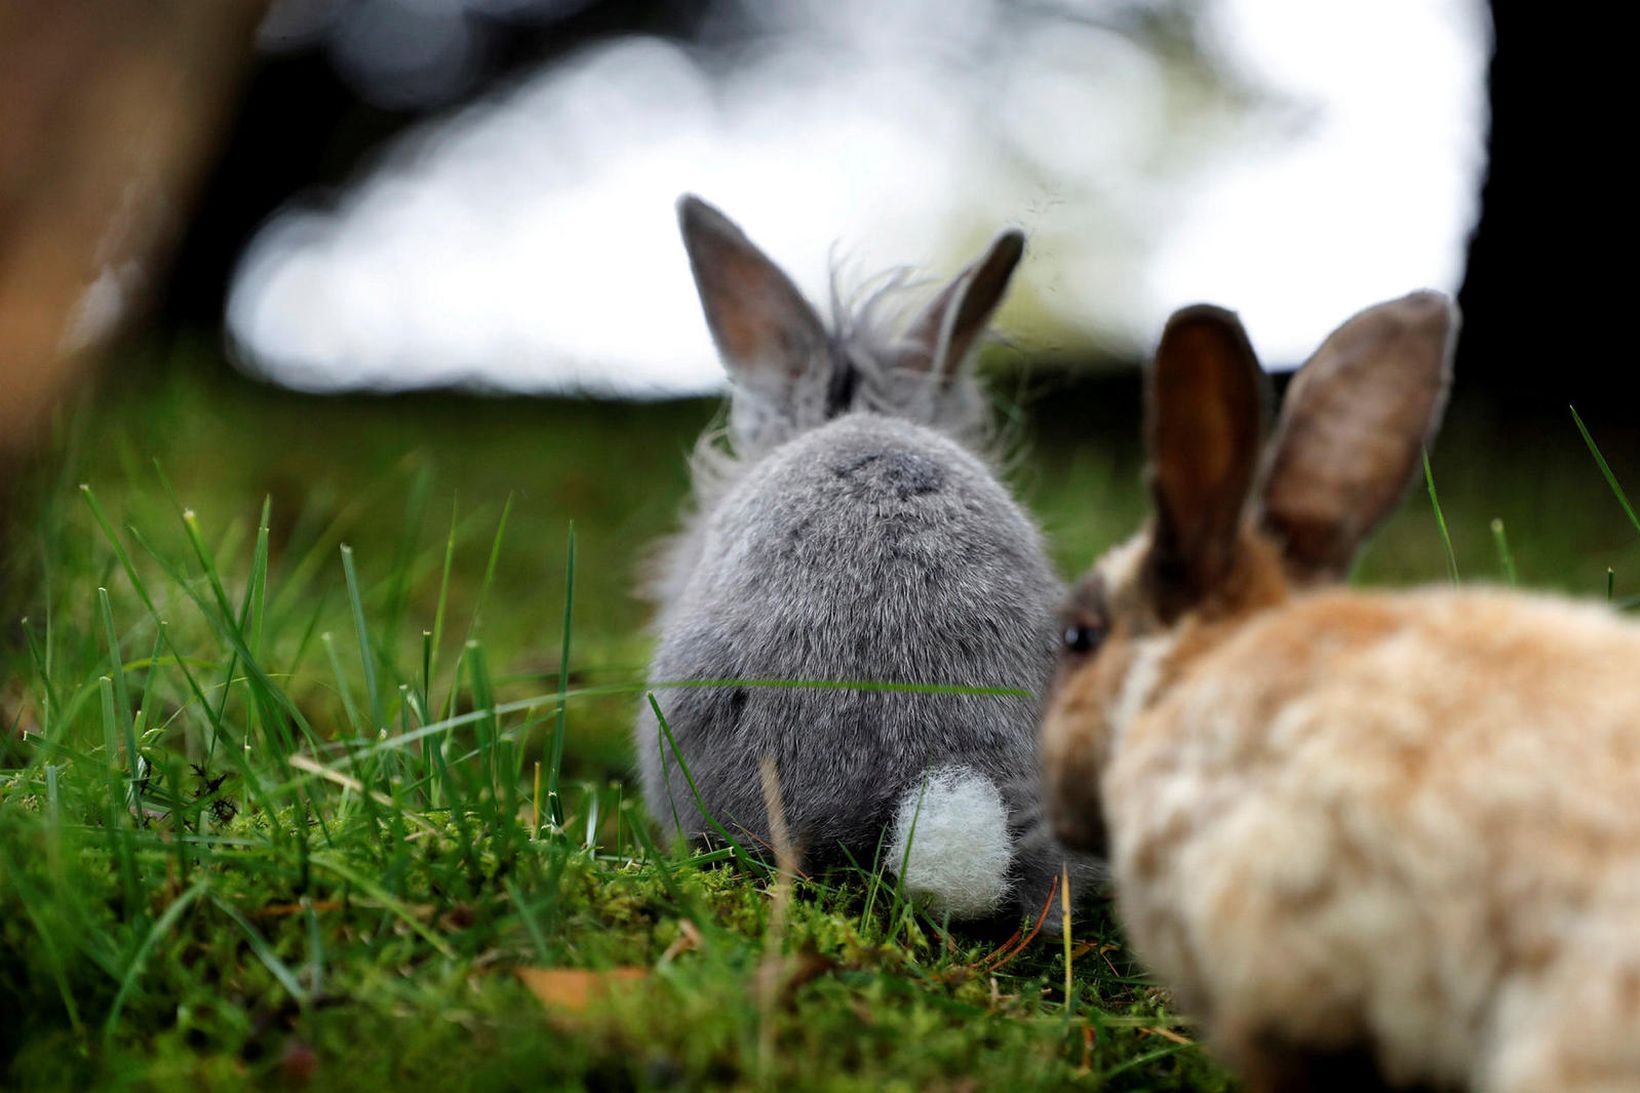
[638,196,1093,921]
[1043,292,1640,1091]
[640,274,994,612]
[887,766,1014,920]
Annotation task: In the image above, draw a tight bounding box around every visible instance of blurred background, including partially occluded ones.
[1,0,1633,763]
[5,0,1623,416]
[220,0,1485,393]
[12,0,1498,400]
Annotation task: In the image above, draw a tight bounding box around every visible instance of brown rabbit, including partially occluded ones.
[1039,292,1640,1093]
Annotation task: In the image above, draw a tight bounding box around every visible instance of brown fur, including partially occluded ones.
[1040,293,1640,1092]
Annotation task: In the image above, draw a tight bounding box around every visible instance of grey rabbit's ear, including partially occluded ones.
[677,195,829,404]
[1257,291,1458,586]
[1144,305,1268,623]
[900,229,1025,378]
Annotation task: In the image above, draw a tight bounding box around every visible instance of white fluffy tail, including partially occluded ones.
[886,766,1013,920]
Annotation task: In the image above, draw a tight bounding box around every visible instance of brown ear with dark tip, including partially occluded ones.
[1257,291,1459,585]
[1144,305,1268,623]
[900,229,1025,377]
[677,194,828,398]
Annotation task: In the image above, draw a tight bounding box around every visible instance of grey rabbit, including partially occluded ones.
[635,195,1090,921]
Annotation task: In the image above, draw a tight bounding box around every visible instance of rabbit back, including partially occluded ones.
[1105,586,1640,1091]
[639,411,1060,870]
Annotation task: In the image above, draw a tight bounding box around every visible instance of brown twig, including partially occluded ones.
[736,823,813,882]
[755,755,798,1080]
[976,872,1061,972]
[974,924,1023,969]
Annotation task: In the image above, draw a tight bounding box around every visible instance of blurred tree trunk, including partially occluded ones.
[1457,0,1626,425]
[0,1,267,474]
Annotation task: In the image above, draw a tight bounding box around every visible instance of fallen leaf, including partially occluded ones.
[517,967,649,1013]
[279,1038,318,1086]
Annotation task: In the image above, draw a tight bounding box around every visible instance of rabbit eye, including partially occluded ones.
[1062,623,1105,656]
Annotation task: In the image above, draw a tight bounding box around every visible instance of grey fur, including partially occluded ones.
[637,195,1098,920]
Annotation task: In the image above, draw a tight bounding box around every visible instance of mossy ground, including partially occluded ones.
[2,358,1634,1090]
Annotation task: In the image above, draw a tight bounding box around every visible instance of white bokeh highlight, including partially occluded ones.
[229,0,1490,393]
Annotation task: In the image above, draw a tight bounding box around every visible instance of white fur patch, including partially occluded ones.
[1096,534,1149,591]
[1110,633,1177,740]
[887,766,1013,919]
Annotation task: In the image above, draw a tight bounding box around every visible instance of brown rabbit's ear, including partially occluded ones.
[677,195,828,398]
[1144,306,1268,623]
[1257,291,1458,585]
[899,229,1025,378]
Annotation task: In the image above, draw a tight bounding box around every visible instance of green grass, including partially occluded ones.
[2,359,1637,1090]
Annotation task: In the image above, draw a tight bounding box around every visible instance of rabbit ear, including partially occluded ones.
[1257,292,1458,585]
[900,229,1025,377]
[677,195,828,400]
[1143,306,1268,623]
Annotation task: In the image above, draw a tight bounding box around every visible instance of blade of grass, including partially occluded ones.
[322,675,1032,770]
[79,484,161,620]
[134,625,167,753]
[321,633,363,737]
[1100,1042,1201,1081]
[467,493,512,641]
[467,640,517,848]
[149,495,289,758]
[504,875,553,962]
[103,878,212,1045]
[304,898,326,1001]
[250,496,272,655]
[340,544,383,732]
[429,496,458,679]
[0,836,86,1037]
[22,617,61,744]
[1490,518,1517,586]
[99,677,139,910]
[1572,405,1640,538]
[98,590,141,820]
[385,459,433,648]
[855,826,891,933]
[1061,864,1074,1015]
[285,754,439,835]
[621,802,718,939]
[647,692,761,874]
[440,497,513,722]
[885,773,930,945]
[210,894,310,1009]
[126,522,317,755]
[123,522,333,852]
[421,630,434,735]
[77,492,282,834]
[582,783,600,852]
[307,853,455,958]
[547,522,575,827]
[207,499,275,769]
[1423,450,1459,584]
[179,507,241,627]
[656,709,684,845]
